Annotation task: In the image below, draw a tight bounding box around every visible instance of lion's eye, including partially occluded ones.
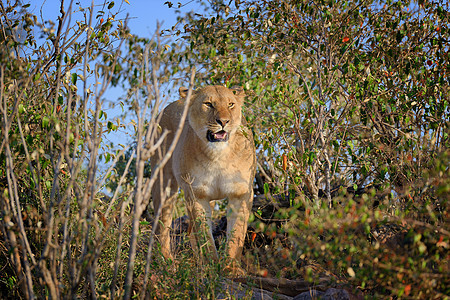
[228,103,235,108]
[203,102,213,108]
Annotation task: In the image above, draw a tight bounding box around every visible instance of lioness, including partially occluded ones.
[151,85,255,268]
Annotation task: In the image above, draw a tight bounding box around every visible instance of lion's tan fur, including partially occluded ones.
[151,85,256,267]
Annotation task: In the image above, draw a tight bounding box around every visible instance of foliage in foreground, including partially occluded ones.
[0,0,185,298]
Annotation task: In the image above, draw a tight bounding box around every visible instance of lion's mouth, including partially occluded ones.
[207,130,229,142]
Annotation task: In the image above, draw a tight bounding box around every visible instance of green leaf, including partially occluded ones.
[140,220,150,226]
[26,134,33,145]
[263,182,269,195]
[107,1,114,9]
[418,243,427,253]
[107,121,117,131]
[42,116,49,128]
[71,73,77,85]
[248,213,255,223]
[414,233,422,243]
[105,152,111,163]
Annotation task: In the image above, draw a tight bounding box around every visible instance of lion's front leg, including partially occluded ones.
[226,191,253,263]
[186,198,219,261]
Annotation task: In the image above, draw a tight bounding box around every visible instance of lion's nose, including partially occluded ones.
[216,118,230,127]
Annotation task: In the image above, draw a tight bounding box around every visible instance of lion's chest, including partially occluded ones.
[195,167,247,200]
[175,154,250,201]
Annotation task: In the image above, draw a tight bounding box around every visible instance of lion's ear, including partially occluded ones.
[230,86,245,97]
[179,87,189,98]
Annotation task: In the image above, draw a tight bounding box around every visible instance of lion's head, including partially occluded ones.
[180,85,245,145]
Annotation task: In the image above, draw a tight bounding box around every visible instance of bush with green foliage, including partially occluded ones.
[174,0,449,298]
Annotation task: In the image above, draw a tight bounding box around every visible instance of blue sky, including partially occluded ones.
[33,0,202,37]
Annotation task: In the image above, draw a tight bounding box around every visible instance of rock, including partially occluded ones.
[293,288,350,300]
[292,290,324,300]
[219,280,293,300]
[233,276,329,297]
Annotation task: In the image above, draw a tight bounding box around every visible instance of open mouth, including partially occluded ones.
[207,130,229,142]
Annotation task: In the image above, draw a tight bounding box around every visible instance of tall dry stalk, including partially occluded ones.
[122,43,196,298]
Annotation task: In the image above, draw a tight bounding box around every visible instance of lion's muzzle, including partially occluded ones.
[207,130,229,142]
